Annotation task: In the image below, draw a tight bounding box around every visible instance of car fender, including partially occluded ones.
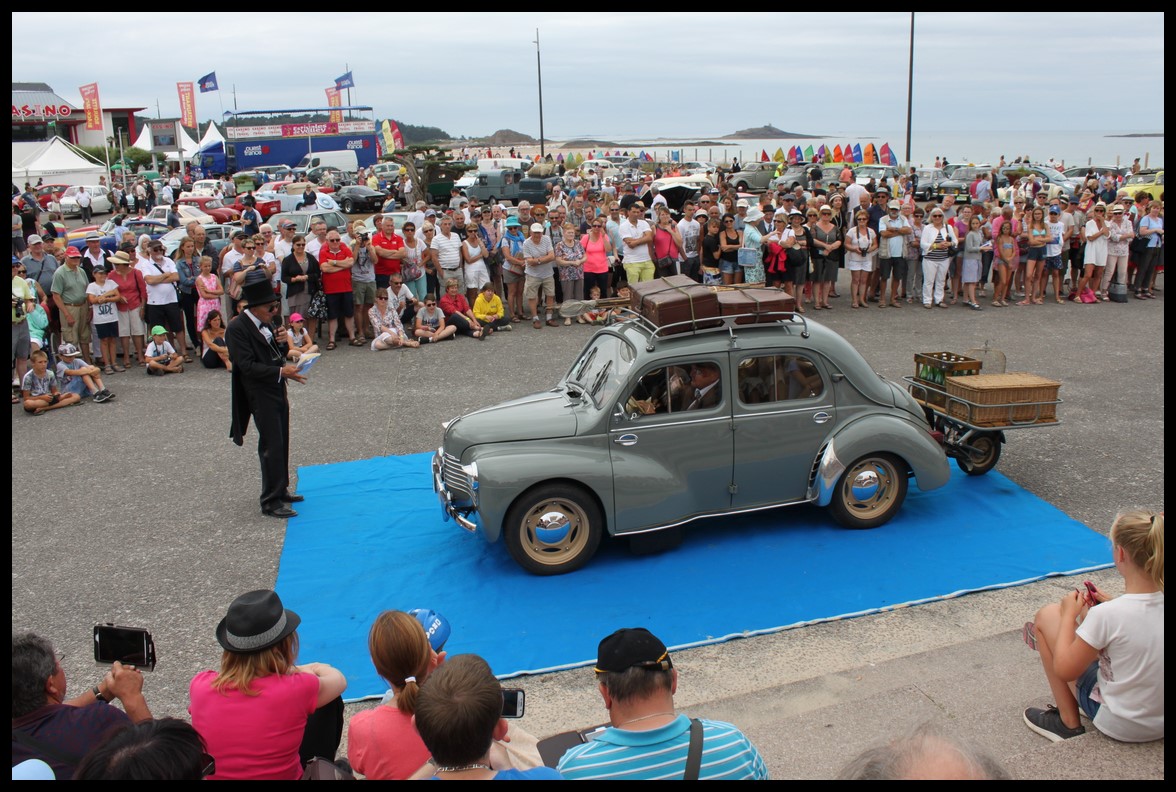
[464,437,614,544]
[810,414,949,507]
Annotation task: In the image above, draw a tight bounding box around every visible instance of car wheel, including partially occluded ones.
[736,182,749,192]
[504,483,603,575]
[956,432,1001,476]
[341,199,354,213]
[829,453,908,529]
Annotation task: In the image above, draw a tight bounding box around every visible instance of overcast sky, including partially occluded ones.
[12,12,1165,140]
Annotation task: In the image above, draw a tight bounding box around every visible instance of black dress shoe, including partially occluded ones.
[262,505,298,518]
[281,493,305,503]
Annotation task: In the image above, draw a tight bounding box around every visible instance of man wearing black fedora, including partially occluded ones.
[227,274,306,518]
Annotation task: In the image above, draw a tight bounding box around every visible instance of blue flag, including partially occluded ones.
[198,72,218,93]
[335,71,355,90]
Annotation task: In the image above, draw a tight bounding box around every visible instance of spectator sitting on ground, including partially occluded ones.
[188,589,348,780]
[837,723,1009,780]
[369,288,420,350]
[412,654,562,781]
[74,717,211,781]
[144,326,183,375]
[20,349,80,415]
[556,627,769,780]
[472,281,512,332]
[285,312,319,360]
[347,610,450,780]
[438,277,486,339]
[56,343,114,403]
[200,310,231,370]
[11,632,153,779]
[413,293,458,343]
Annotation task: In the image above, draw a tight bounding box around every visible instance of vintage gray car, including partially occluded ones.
[434,312,951,575]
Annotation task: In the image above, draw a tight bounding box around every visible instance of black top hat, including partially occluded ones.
[241,278,278,308]
[216,590,301,653]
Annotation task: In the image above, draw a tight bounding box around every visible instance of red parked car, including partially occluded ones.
[178,195,242,224]
[228,192,282,221]
[36,183,71,209]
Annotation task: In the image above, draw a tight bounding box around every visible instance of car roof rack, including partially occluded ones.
[610,307,810,352]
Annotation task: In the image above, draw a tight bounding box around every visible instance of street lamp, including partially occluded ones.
[534,28,545,161]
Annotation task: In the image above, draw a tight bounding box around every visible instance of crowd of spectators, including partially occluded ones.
[13,159,1164,410]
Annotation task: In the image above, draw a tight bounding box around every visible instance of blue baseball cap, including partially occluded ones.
[409,608,451,652]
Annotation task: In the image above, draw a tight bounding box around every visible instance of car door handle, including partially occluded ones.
[613,433,639,446]
[813,412,832,424]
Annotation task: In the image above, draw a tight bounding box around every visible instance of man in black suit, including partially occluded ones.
[227,277,306,518]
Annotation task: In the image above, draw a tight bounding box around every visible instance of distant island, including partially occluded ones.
[561,139,616,148]
[471,129,539,145]
[723,125,817,139]
[1105,133,1163,138]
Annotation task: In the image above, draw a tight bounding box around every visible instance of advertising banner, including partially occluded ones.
[177,82,196,129]
[79,83,102,131]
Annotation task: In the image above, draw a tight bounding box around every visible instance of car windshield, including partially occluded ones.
[563,333,636,409]
[204,200,223,209]
[1038,167,1067,181]
[62,186,82,198]
[857,167,886,178]
[1124,172,1155,185]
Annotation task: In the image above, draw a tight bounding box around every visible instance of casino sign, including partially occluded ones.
[12,103,75,119]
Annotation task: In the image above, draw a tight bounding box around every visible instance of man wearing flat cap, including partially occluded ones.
[227,274,306,518]
[556,627,768,780]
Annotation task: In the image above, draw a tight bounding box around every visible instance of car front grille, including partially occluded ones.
[442,453,474,503]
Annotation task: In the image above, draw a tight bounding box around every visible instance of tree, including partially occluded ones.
[382,145,475,206]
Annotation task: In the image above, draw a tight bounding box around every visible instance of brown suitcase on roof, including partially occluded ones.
[628,275,721,334]
[715,288,796,324]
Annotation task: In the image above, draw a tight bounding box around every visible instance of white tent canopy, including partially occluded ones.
[197,123,225,149]
[12,138,105,186]
[131,124,201,161]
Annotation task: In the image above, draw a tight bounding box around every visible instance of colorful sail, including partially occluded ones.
[833,144,843,162]
[773,147,785,163]
[824,146,834,164]
[879,142,892,166]
[787,146,798,164]
[863,144,876,165]
[802,145,815,162]
[759,149,769,162]
[817,144,826,161]
[852,143,863,163]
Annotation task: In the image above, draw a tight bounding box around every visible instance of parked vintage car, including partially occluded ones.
[853,165,900,187]
[728,161,778,193]
[1118,169,1164,201]
[159,223,239,258]
[268,210,352,242]
[333,184,388,213]
[177,195,242,224]
[55,185,113,216]
[143,204,215,225]
[912,168,946,201]
[771,163,849,192]
[34,183,71,210]
[228,192,282,221]
[934,166,1007,204]
[255,183,340,213]
[434,309,951,575]
[182,179,222,198]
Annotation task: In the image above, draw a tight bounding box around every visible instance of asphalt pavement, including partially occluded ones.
[11,251,1164,778]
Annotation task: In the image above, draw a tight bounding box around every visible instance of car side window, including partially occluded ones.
[738,354,824,405]
[625,361,722,417]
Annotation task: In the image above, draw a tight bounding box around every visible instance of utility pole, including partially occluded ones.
[534,29,545,160]
[904,12,915,166]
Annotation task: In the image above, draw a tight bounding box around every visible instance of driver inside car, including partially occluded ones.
[626,365,688,415]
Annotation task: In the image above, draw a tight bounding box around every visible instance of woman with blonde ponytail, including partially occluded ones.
[1022,510,1164,744]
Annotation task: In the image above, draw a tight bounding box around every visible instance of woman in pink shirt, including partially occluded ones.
[189,590,347,780]
[346,611,444,780]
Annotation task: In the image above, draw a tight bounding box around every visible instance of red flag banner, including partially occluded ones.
[79,82,102,132]
[388,120,405,150]
[177,82,196,129]
[325,87,342,124]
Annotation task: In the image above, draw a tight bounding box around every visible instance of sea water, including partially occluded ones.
[562,130,1163,170]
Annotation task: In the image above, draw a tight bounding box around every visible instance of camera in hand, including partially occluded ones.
[94,623,156,671]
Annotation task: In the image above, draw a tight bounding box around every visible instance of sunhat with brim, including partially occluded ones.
[744,208,765,223]
[216,589,301,653]
[505,216,521,228]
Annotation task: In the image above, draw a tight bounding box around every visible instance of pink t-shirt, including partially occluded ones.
[189,670,319,780]
[346,703,431,780]
[580,233,610,274]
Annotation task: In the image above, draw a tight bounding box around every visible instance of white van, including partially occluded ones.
[476,157,531,173]
[295,150,359,173]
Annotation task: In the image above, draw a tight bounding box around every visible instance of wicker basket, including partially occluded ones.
[945,372,1061,426]
[914,352,982,406]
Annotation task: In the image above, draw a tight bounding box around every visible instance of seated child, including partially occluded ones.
[285,313,320,361]
[56,343,114,403]
[21,349,81,415]
[472,282,512,331]
[582,285,609,324]
[145,325,184,375]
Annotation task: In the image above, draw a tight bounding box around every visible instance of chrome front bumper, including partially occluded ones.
[432,449,481,533]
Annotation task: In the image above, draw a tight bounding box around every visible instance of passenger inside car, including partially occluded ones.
[626,365,689,415]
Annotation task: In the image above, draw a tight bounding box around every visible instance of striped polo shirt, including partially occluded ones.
[556,715,769,780]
